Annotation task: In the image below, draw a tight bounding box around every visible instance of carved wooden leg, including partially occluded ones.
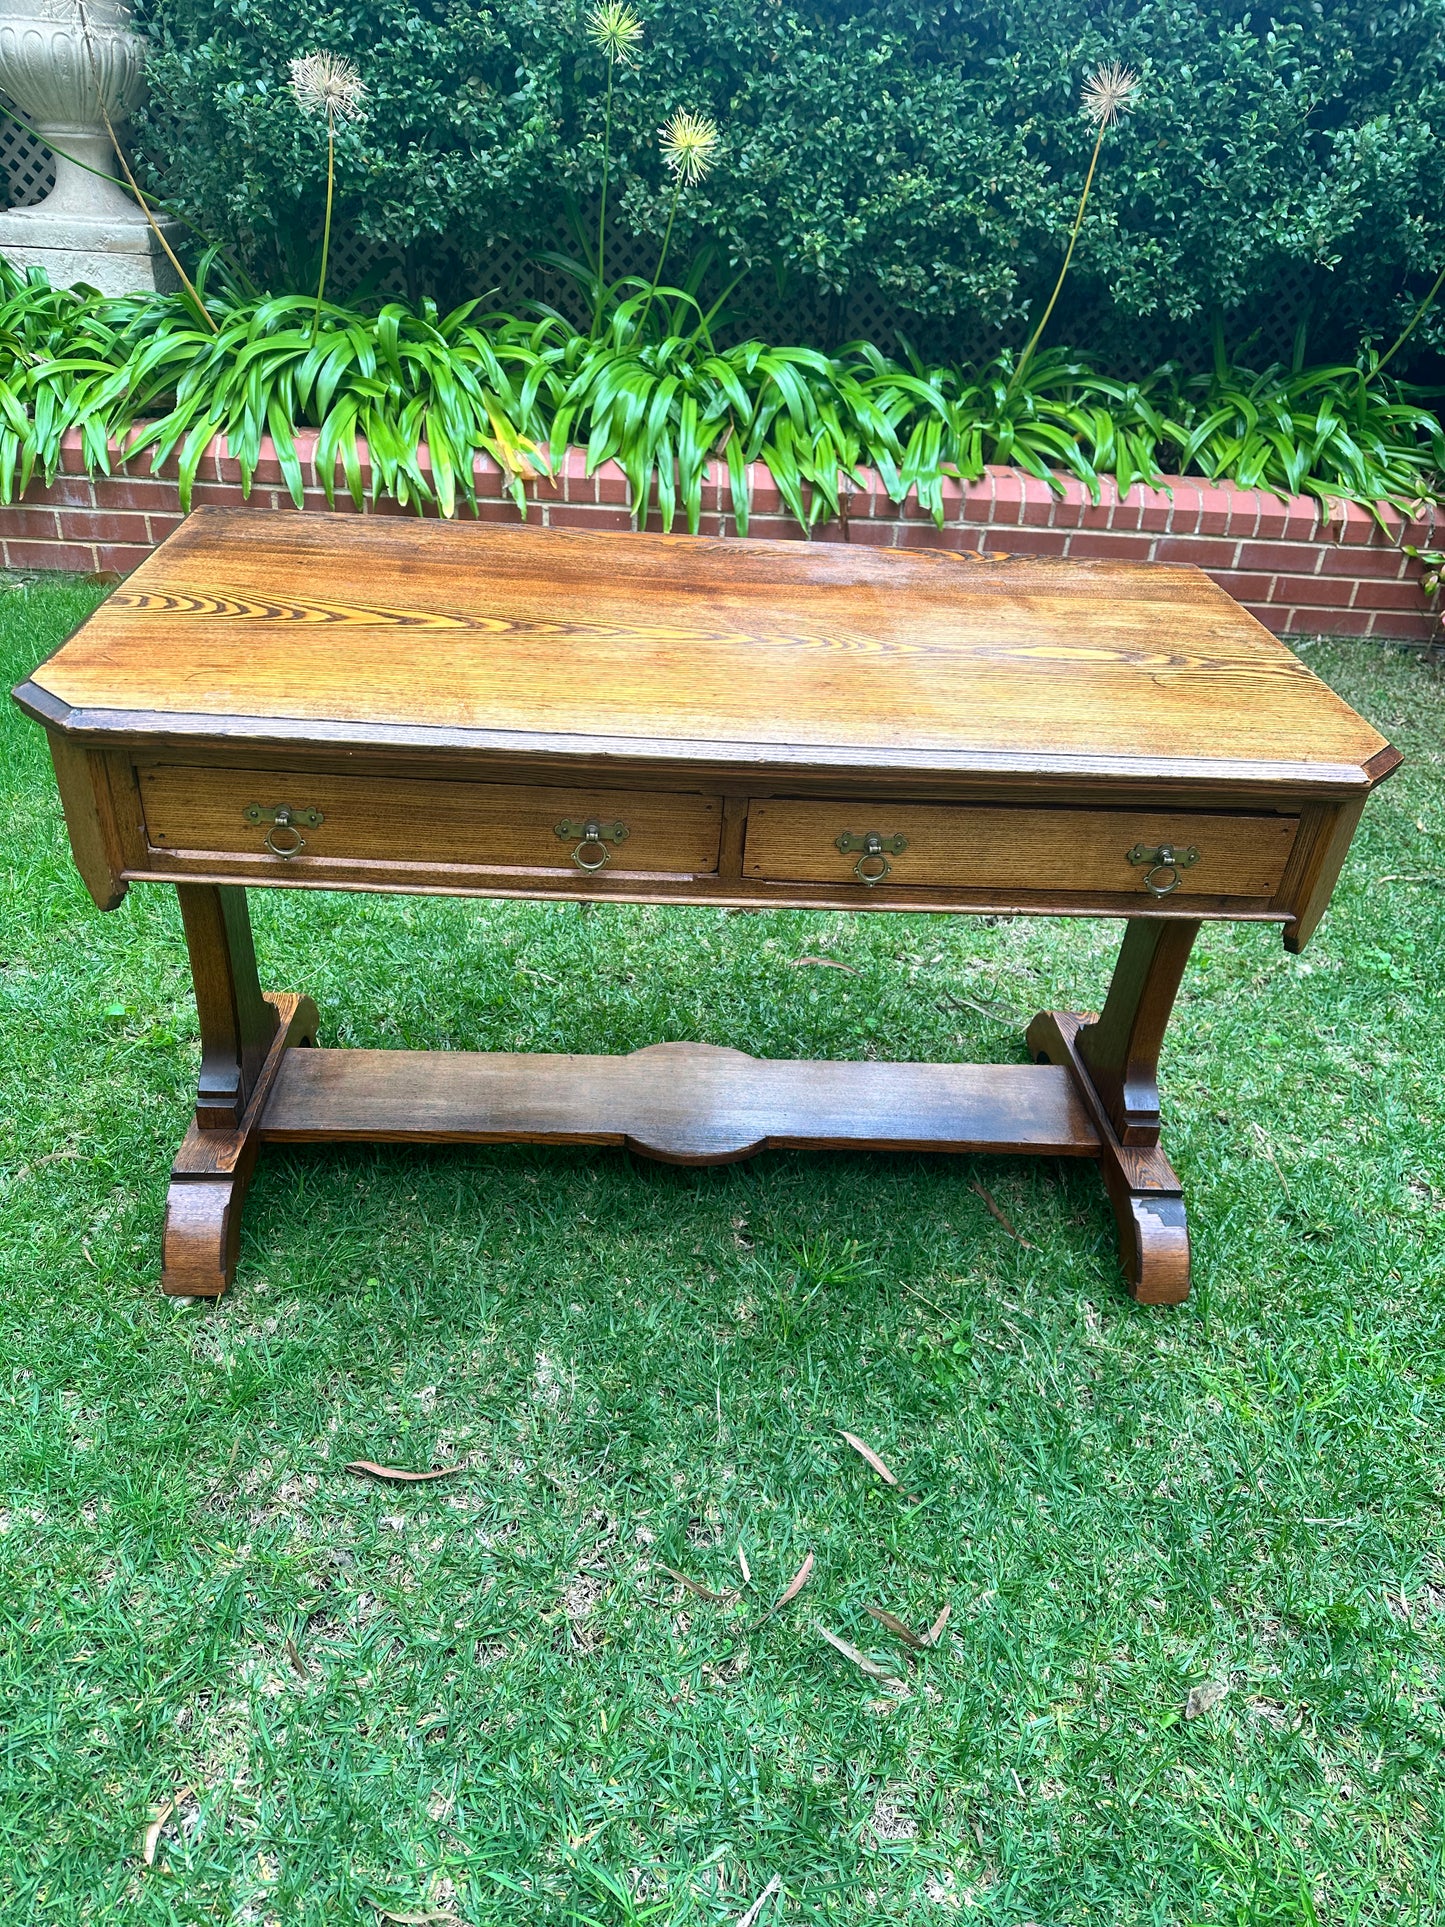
[1027,918,1201,1304]
[162,885,316,1297]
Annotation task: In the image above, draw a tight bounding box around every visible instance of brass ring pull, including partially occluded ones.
[836,828,908,887]
[265,817,307,859]
[244,802,324,861]
[555,817,630,873]
[572,834,611,872]
[1128,842,1199,898]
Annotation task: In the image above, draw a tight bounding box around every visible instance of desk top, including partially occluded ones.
[15,509,1397,795]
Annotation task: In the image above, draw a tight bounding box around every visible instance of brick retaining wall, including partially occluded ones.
[3,427,1439,644]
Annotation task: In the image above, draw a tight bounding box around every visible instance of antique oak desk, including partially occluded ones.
[14,510,1399,1305]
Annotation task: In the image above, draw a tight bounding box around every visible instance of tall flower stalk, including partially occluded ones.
[585,1,643,336]
[289,53,367,341]
[635,109,719,337]
[1011,62,1139,391]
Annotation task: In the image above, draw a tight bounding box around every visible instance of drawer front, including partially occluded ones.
[743,800,1298,898]
[140,766,723,877]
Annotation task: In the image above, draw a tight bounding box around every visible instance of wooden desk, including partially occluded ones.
[13,510,1399,1305]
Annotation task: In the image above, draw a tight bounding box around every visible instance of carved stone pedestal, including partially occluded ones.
[0,0,180,293]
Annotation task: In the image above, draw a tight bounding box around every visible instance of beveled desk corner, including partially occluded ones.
[14,510,1401,1305]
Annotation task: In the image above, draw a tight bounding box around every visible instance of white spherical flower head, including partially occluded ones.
[289,52,368,126]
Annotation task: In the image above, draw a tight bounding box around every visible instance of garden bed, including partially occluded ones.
[3,428,1440,646]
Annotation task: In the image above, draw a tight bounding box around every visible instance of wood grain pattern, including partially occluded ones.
[44,732,127,909]
[141,764,722,878]
[1074,919,1201,1145]
[1028,1008,1192,1304]
[175,883,279,1128]
[743,799,1297,898]
[162,989,317,1295]
[259,1040,1101,1165]
[19,512,1397,795]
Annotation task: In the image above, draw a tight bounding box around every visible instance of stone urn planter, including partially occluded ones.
[0,0,179,292]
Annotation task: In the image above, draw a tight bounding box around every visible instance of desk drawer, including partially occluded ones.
[743,800,1297,899]
[140,766,723,878]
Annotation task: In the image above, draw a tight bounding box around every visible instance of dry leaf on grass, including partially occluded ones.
[817,1624,904,1682]
[284,1636,306,1678]
[142,1784,192,1866]
[865,1601,952,1650]
[658,1564,737,1604]
[737,1544,751,1586]
[787,956,861,975]
[734,1873,783,1927]
[839,1430,899,1484]
[1184,1679,1229,1719]
[774,1551,814,1608]
[345,1460,465,1483]
[969,1179,1036,1249]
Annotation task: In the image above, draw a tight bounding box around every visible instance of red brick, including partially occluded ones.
[0,506,61,540]
[1106,491,1146,534]
[838,518,898,547]
[545,504,634,532]
[58,429,89,476]
[1078,496,1115,531]
[1315,543,1407,579]
[1307,611,1375,635]
[1045,483,1091,530]
[1332,499,1384,546]
[1152,534,1240,569]
[1196,484,1238,535]
[1252,494,1296,540]
[4,538,97,569]
[1369,610,1437,643]
[985,471,1023,527]
[895,524,966,551]
[1237,540,1319,573]
[144,516,185,544]
[28,475,97,509]
[94,545,158,574]
[593,461,630,507]
[184,481,251,509]
[741,516,806,541]
[91,476,176,512]
[1242,602,1288,633]
[1064,531,1156,561]
[1006,529,1070,558]
[1349,577,1431,613]
[54,509,149,543]
[1162,480,1203,535]
[1270,575,1349,608]
[1018,475,1060,527]
[1210,571,1275,602]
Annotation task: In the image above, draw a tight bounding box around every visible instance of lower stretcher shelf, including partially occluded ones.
[257,1038,1101,1166]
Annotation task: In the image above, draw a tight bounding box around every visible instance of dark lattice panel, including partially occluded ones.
[1,97,56,207]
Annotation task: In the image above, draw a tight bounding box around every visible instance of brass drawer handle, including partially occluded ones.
[836,829,907,885]
[555,817,630,872]
[244,802,324,859]
[1128,842,1199,897]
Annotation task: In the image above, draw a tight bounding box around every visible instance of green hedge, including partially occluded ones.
[131,0,1445,362]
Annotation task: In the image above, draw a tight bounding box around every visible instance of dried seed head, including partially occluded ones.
[289,52,367,125]
[1082,62,1139,129]
[586,0,644,64]
[660,109,720,186]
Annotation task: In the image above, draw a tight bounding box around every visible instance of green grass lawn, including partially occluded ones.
[2,574,1443,1927]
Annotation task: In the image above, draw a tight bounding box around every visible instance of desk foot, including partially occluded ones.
[1027,1010,1190,1304]
[162,992,317,1298]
